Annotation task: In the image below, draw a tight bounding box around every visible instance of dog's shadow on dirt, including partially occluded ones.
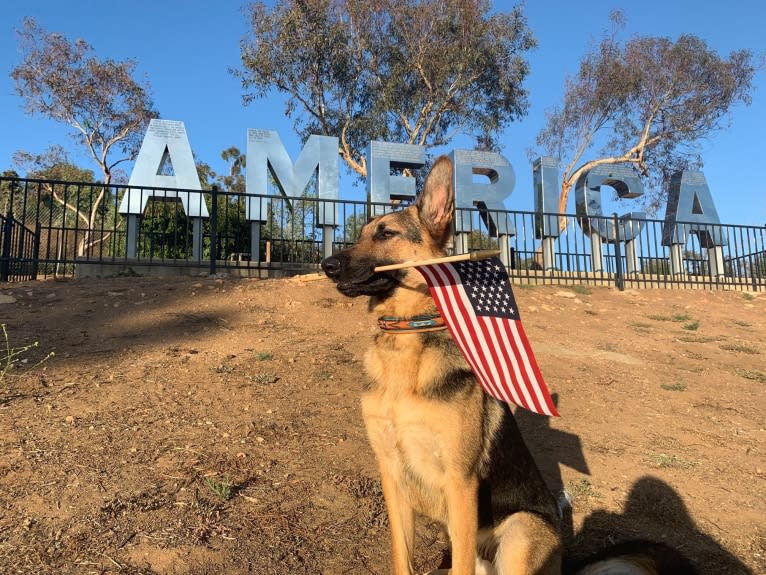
[513,393,589,497]
[516,395,754,574]
[570,476,755,574]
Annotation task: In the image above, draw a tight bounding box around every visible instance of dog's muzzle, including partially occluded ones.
[321,254,401,297]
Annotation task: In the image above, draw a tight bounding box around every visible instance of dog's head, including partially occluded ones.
[322,156,454,298]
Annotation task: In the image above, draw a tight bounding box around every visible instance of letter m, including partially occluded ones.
[245,129,339,225]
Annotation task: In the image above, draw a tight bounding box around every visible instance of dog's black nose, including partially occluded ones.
[321,256,341,278]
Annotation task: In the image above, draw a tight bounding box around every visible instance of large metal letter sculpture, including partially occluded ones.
[246,129,339,260]
[366,141,425,216]
[119,119,209,259]
[662,171,727,277]
[533,156,560,270]
[449,149,515,266]
[575,164,645,273]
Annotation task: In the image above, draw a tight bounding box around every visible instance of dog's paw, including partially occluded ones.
[423,557,495,575]
[557,489,573,519]
[475,557,496,575]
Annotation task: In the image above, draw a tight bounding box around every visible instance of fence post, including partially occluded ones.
[1,209,13,282]
[32,223,41,281]
[612,213,624,291]
[210,185,218,276]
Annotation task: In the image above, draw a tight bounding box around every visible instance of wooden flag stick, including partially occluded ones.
[374,249,501,272]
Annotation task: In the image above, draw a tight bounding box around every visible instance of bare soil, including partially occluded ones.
[0,274,764,575]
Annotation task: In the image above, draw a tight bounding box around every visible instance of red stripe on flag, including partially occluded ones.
[484,315,537,411]
[509,319,558,415]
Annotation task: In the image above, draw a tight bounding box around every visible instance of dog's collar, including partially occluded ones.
[377,313,448,333]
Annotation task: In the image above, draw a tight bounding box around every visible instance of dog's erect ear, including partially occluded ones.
[416,156,454,245]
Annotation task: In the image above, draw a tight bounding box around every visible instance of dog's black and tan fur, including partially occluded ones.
[322,157,696,575]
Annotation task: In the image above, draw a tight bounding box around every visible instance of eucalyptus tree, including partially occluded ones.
[236,0,536,178]
[11,18,158,253]
[536,11,758,218]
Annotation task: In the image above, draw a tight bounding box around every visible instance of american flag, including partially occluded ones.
[415,256,558,416]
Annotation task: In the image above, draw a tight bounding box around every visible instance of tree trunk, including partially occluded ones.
[558,179,573,233]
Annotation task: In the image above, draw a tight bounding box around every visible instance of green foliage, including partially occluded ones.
[661,381,687,392]
[11,18,157,257]
[138,200,194,259]
[204,475,233,501]
[641,257,670,275]
[736,368,766,384]
[647,453,694,469]
[682,320,700,331]
[566,478,603,501]
[237,0,535,177]
[719,343,759,354]
[11,18,158,184]
[571,285,592,295]
[1,170,20,208]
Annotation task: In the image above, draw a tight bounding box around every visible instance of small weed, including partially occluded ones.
[661,381,687,392]
[678,365,704,374]
[742,292,755,301]
[682,320,700,331]
[596,342,618,353]
[647,453,694,469]
[647,314,672,322]
[1,324,55,384]
[719,343,760,355]
[205,475,234,501]
[565,478,603,501]
[677,334,721,343]
[571,285,592,296]
[210,364,236,374]
[248,372,279,385]
[116,267,141,277]
[315,370,333,381]
[672,313,692,322]
[254,352,273,361]
[629,322,652,332]
[736,368,766,383]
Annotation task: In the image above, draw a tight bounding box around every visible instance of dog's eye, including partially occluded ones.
[374,227,399,241]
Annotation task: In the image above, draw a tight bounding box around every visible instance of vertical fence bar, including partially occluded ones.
[612,213,624,291]
[0,210,11,282]
[210,185,218,276]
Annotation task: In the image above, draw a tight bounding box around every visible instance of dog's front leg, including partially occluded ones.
[379,469,416,575]
[445,476,479,575]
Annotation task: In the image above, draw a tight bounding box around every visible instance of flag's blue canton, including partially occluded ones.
[453,257,519,320]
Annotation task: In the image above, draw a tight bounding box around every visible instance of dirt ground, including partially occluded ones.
[0,273,764,575]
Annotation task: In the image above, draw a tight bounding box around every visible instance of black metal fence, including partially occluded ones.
[1,208,40,282]
[1,176,764,292]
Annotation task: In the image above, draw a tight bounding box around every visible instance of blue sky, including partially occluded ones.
[1,0,765,226]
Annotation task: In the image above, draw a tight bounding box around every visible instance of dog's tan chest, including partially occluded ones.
[361,346,485,522]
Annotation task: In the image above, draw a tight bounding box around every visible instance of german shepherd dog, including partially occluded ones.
[321,157,697,575]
